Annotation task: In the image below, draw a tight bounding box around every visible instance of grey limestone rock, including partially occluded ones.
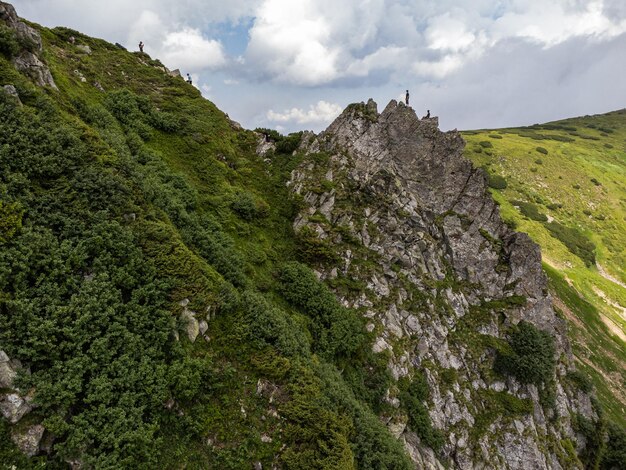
[289,99,595,469]
[0,2,42,51]
[11,424,45,457]
[1,392,33,423]
[180,309,199,342]
[13,51,58,88]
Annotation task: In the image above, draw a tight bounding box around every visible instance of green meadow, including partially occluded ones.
[463,112,626,426]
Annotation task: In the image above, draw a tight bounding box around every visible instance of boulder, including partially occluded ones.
[0,392,33,423]
[0,350,17,388]
[1,84,22,105]
[13,51,57,89]
[180,309,199,342]
[11,424,45,457]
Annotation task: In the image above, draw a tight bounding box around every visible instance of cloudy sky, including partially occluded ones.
[12,0,626,132]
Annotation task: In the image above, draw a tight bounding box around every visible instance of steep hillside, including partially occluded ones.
[463,113,626,428]
[0,2,624,469]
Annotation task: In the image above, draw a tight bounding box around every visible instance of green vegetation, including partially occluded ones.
[510,200,548,222]
[0,23,19,57]
[487,173,508,190]
[398,374,444,451]
[471,389,533,440]
[544,222,596,267]
[463,111,626,430]
[574,413,606,469]
[0,25,413,468]
[495,322,556,385]
[601,423,626,470]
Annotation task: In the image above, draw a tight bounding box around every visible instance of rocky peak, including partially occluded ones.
[292,99,595,469]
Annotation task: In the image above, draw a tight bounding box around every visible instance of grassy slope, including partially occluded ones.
[462,112,626,426]
[0,24,416,468]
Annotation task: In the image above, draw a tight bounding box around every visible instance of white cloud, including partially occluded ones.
[13,0,626,133]
[160,28,226,70]
[425,13,477,52]
[267,100,343,125]
[246,0,340,85]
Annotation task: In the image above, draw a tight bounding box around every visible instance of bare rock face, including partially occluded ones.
[290,99,595,469]
[11,424,45,457]
[13,51,58,88]
[0,392,34,423]
[0,1,57,89]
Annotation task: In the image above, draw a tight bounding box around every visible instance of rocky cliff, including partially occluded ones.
[289,99,596,469]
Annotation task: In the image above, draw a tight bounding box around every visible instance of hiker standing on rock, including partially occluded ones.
[405,90,409,106]
[139,41,144,52]
[186,73,192,85]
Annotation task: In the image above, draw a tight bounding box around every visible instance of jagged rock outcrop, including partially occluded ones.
[0,1,57,89]
[290,99,595,469]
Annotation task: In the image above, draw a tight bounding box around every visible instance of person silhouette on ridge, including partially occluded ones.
[186,73,193,85]
[139,41,144,52]
[405,90,410,106]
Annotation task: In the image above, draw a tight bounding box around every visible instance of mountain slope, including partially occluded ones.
[0,2,623,469]
[462,113,626,428]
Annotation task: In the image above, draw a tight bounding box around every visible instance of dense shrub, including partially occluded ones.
[591,178,602,186]
[281,364,413,470]
[510,200,548,222]
[296,226,340,263]
[0,24,19,57]
[276,132,303,154]
[601,423,626,470]
[278,262,365,359]
[487,173,508,190]
[253,129,303,154]
[254,127,281,141]
[479,140,493,148]
[104,89,180,137]
[399,373,444,451]
[544,221,596,267]
[230,191,258,221]
[574,414,606,469]
[0,200,23,243]
[239,291,310,357]
[495,321,556,385]
[566,370,593,393]
[536,146,548,155]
